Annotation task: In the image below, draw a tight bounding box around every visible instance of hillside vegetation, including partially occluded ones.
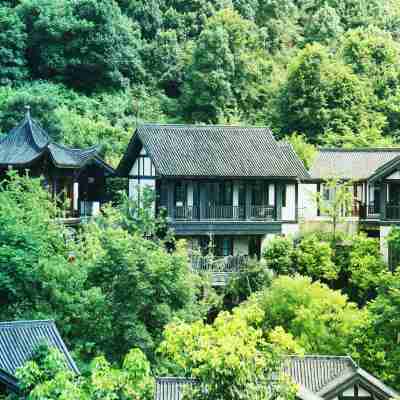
[1,0,400,166]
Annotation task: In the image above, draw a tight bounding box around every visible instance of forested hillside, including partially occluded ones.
[3,2,400,399]
[2,0,400,166]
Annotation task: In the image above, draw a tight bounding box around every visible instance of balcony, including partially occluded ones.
[190,254,249,286]
[58,201,102,225]
[173,205,276,221]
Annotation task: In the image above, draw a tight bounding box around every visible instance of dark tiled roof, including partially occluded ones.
[118,124,309,179]
[310,148,400,181]
[155,377,198,400]
[283,356,355,393]
[155,356,398,400]
[0,320,79,380]
[0,114,113,172]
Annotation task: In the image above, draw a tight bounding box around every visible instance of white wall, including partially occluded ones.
[261,233,278,253]
[298,183,318,220]
[386,171,400,180]
[128,178,156,200]
[282,223,300,237]
[129,148,156,180]
[128,148,156,200]
[269,184,275,206]
[187,182,194,206]
[282,183,296,220]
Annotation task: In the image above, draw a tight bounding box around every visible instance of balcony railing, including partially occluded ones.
[174,205,275,221]
[60,201,102,220]
[190,255,249,286]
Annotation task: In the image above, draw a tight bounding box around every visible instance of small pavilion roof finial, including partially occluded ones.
[25,105,31,119]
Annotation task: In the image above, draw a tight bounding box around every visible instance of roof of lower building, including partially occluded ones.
[155,356,398,400]
[309,148,400,181]
[283,355,355,393]
[118,124,310,179]
[0,112,114,173]
[0,320,79,392]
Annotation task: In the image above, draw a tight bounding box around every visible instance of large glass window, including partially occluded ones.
[251,181,269,205]
[215,237,233,257]
[174,182,186,206]
[221,181,233,205]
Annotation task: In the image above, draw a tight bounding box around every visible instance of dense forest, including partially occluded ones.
[2,1,400,399]
[2,0,400,165]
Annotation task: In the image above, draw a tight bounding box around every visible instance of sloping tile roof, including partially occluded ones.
[0,320,79,380]
[283,356,355,393]
[155,356,398,400]
[310,149,400,181]
[0,114,113,172]
[118,124,309,179]
[155,377,198,400]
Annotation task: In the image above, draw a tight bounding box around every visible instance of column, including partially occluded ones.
[245,182,252,220]
[167,181,175,220]
[276,183,283,220]
[380,182,387,220]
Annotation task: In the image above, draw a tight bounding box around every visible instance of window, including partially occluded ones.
[252,181,269,205]
[174,182,186,206]
[238,182,246,206]
[282,185,287,207]
[222,238,232,257]
[215,237,233,257]
[221,181,233,206]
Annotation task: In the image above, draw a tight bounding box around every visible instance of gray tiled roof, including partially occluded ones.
[0,320,79,380]
[0,114,110,170]
[283,356,355,393]
[155,356,398,400]
[118,124,309,179]
[310,149,400,181]
[155,377,198,400]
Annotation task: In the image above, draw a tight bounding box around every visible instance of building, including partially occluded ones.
[118,124,309,273]
[0,320,79,394]
[155,356,398,400]
[0,110,114,223]
[301,148,400,263]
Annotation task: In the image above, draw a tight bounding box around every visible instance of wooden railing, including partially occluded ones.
[368,201,380,215]
[190,255,249,286]
[60,201,102,220]
[249,205,275,220]
[174,205,275,221]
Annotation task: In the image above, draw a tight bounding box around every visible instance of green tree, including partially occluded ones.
[75,201,205,362]
[160,306,297,400]
[340,27,400,76]
[303,5,343,45]
[245,275,367,355]
[347,233,388,301]
[294,234,338,280]
[286,133,317,170]
[117,0,164,39]
[262,235,296,275]
[352,271,400,391]
[0,5,28,85]
[181,8,271,123]
[18,0,145,91]
[315,177,354,242]
[13,347,154,399]
[279,43,386,144]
